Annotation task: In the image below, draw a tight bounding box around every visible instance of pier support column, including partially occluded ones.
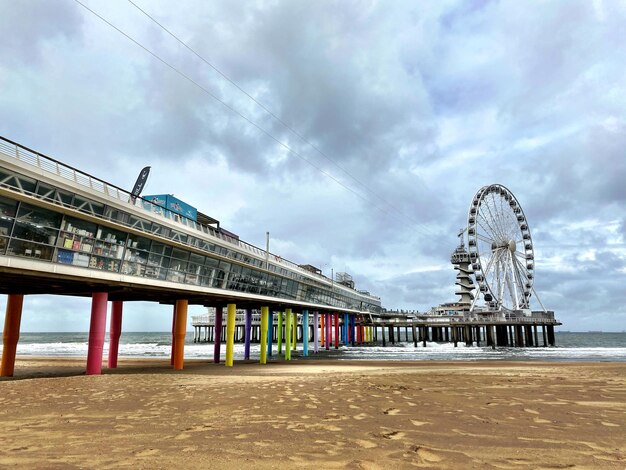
[325,313,331,351]
[225,304,236,367]
[260,306,269,364]
[172,299,188,370]
[170,304,177,366]
[412,324,417,348]
[285,308,292,360]
[547,325,555,346]
[302,310,309,357]
[267,311,274,357]
[533,324,539,347]
[1,294,24,377]
[213,307,223,363]
[382,324,386,346]
[320,313,325,348]
[313,312,319,353]
[542,325,548,347]
[334,313,339,349]
[277,311,283,355]
[244,308,252,360]
[86,292,109,375]
[292,310,297,352]
[108,300,123,369]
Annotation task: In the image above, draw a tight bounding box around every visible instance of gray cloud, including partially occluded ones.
[1,0,625,331]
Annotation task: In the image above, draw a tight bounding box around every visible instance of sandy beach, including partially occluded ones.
[0,359,625,469]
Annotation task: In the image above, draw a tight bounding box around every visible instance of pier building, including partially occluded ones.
[0,135,381,376]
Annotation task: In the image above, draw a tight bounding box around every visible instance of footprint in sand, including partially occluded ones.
[409,446,442,462]
[136,449,159,457]
[353,413,368,420]
[354,439,378,449]
[383,408,400,415]
[381,430,405,440]
[410,420,429,427]
[533,417,551,424]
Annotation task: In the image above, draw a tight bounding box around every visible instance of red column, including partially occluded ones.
[334,313,339,349]
[86,292,108,375]
[173,299,188,370]
[170,303,177,366]
[107,301,123,368]
[1,294,24,377]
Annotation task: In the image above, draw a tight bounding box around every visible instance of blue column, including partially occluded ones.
[302,310,309,357]
[244,308,252,360]
[350,314,356,346]
[267,310,273,357]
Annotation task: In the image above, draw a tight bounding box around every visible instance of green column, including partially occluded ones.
[260,306,269,364]
[292,310,297,351]
[285,308,292,360]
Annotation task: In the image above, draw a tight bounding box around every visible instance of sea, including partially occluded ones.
[14,332,626,362]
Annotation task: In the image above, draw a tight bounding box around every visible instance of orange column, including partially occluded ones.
[173,299,188,370]
[1,294,24,377]
[320,314,325,347]
[170,303,177,366]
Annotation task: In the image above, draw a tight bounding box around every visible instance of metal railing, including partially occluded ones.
[0,136,380,302]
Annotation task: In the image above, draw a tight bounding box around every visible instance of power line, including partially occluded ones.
[126,0,421,224]
[73,0,437,236]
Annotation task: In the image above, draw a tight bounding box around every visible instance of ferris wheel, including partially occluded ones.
[466,184,542,312]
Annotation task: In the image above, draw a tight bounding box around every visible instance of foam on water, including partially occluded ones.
[14,332,626,362]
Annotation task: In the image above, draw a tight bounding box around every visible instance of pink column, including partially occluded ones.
[107,301,123,368]
[86,292,108,375]
[170,303,177,366]
[213,306,223,363]
[325,313,331,350]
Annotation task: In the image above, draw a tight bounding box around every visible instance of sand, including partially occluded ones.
[0,358,625,469]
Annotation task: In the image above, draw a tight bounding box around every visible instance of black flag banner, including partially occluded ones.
[130,166,151,203]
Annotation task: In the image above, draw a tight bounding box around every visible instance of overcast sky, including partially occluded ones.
[1,0,625,332]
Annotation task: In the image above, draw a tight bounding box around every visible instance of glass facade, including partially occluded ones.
[0,165,381,313]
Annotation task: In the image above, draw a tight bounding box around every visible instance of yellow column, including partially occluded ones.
[260,306,269,364]
[225,303,236,366]
[173,299,188,370]
[285,308,292,360]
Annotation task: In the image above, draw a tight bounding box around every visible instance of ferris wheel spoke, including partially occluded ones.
[477,209,501,240]
[485,193,506,239]
[477,233,496,244]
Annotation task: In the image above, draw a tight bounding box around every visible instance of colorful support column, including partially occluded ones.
[285,308,292,360]
[173,299,188,370]
[313,312,319,353]
[334,313,339,349]
[277,311,283,354]
[320,313,325,348]
[267,310,274,357]
[350,315,356,346]
[325,313,331,351]
[225,304,236,367]
[108,300,123,368]
[170,303,177,366]
[213,306,223,363]
[260,306,269,364]
[1,294,24,377]
[302,310,309,357]
[343,313,349,344]
[292,310,297,352]
[86,292,109,375]
[244,308,252,360]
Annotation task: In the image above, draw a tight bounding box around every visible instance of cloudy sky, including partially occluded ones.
[1,0,625,332]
